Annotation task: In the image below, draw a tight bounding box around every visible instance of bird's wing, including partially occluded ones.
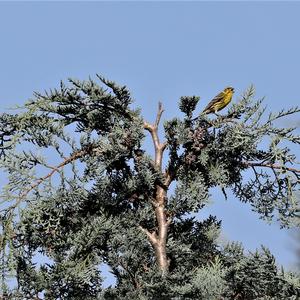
[202,92,224,113]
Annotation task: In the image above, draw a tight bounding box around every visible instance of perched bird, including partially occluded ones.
[202,87,234,115]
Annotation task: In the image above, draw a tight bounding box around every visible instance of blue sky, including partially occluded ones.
[0,1,299,281]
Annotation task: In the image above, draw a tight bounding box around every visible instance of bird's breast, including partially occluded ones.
[224,94,232,105]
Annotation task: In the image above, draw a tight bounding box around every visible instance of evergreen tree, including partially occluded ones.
[0,75,299,299]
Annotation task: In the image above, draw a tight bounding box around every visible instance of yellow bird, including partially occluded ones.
[202,87,234,115]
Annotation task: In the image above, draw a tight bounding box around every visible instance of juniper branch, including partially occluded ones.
[3,145,98,214]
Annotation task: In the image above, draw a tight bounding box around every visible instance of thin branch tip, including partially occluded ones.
[155,102,164,128]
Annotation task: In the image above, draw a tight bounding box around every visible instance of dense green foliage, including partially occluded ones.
[0,76,299,299]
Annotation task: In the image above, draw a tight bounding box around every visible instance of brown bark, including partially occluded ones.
[142,102,171,275]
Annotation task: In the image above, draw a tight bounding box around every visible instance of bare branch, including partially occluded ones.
[155,102,164,129]
[244,161,300,175]
[139,226,158,245]
[143,121,153,132]
[143,102,167,169]
[161,141,168,152]
[142,103,172,274]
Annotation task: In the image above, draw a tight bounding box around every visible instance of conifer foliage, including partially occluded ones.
[0,76,299,299]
